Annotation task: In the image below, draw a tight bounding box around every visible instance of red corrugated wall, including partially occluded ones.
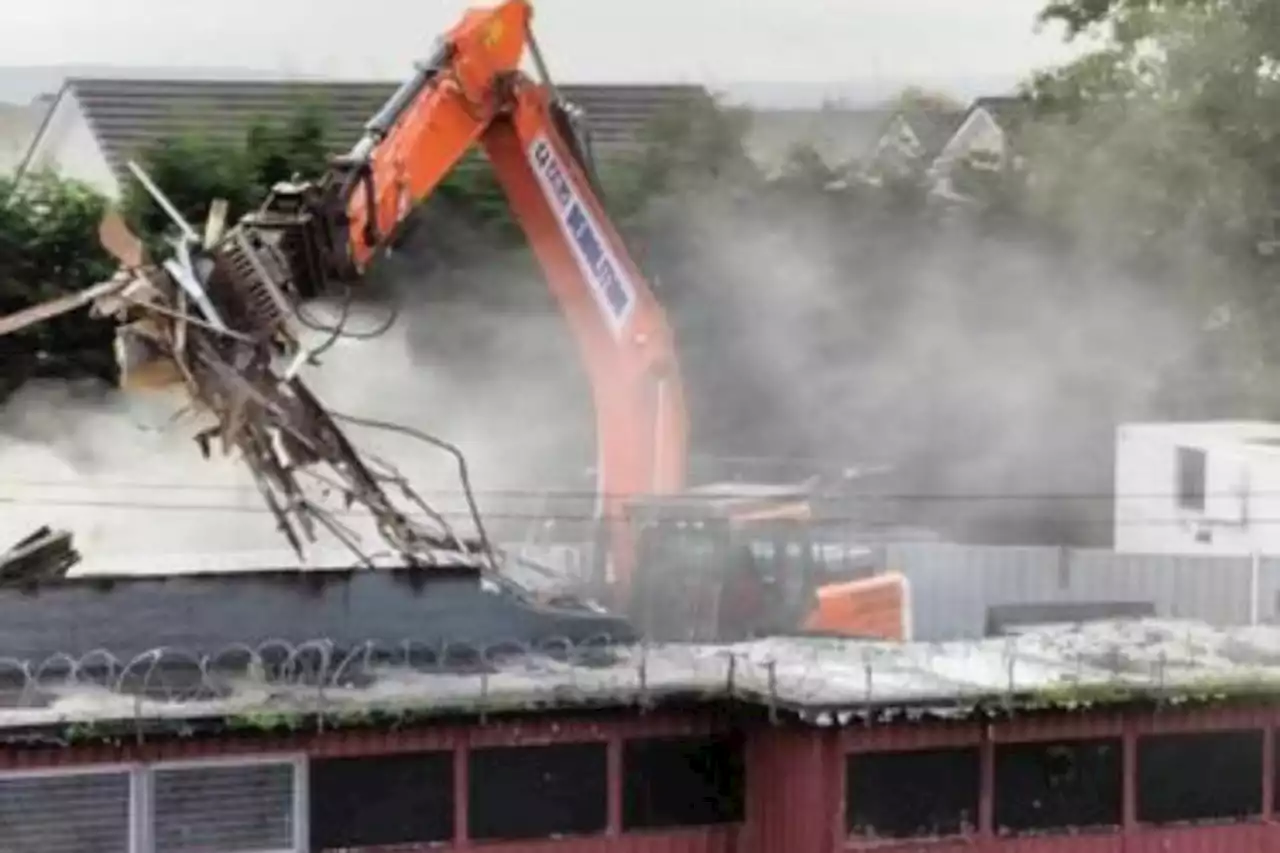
[833,706,1280,853]
[6,704,1280,853]
[740,726,841,853]
[0,711,743,853]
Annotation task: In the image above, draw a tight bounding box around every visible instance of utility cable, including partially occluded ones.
[328,409,497,569]
[0,479,1274,503]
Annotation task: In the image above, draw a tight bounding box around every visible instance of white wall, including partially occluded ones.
[934,107,1005,169]
[1115,422,1280,556]
[928,106,1005,197]
[866,114,922,178]
[22,91,119,198]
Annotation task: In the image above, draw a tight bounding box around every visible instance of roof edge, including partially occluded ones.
[64,76,710,90]
[11,80,72,184]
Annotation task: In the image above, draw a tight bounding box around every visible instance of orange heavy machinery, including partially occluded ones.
[111,0,909,641]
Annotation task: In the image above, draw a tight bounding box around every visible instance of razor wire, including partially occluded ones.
[0,634,751,714]
[0,621,1273,727]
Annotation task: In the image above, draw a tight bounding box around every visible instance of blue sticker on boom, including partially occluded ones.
[529,136,636,334]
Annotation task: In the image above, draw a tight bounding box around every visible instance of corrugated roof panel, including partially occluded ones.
[67,77,710,187]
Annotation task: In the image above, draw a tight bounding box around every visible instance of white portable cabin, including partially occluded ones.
[1115,421,1280,556]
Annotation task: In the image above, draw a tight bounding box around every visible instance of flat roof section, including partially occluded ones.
[4,618,1280,740]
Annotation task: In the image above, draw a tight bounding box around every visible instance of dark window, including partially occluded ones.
[995,739,1122,835]
[846,747,979,839]
[468,742,607,841]
[1138,730,1263,825]
[309,752,453,848]
[623,734,745,829]
[1177,446,1207,511]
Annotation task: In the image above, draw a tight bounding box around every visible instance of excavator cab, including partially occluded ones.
[623,483,837,642]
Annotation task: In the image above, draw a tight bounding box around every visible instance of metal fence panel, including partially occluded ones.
[885,543,1062,641]
[0,770,131,853]
[503,537,1280,642]
[152,762,296,853]
[1068,551,1254,626]
[886,543,1279,641]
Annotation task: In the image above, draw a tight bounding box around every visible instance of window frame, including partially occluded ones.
[467,740,610,842]
[0,754,308,853]
[621,733,747,830]
[1176,445,1207,512]
[0,762,141,853]
[307,749,456,849]
[143,755,307,853]
[844,746,982,841]
[992,737,1124,836]
[1135,728,1264,827]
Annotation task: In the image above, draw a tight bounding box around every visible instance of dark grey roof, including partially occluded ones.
[746,107,890,169]
[861,99,967,166]
[0,562,634,664]
[968,94,1030,134]
[901,105,967,157]
[63,77,710,184]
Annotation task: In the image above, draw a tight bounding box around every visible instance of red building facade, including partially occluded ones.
[1,698,1277,853]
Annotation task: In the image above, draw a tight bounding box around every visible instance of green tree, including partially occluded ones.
[888,85,967,116]
[0,172,116,398]
[1017,0,1280,409]
[609,95,759,216]
[122,104,335,240]
[245,100,331,189]
[122,132,255,238]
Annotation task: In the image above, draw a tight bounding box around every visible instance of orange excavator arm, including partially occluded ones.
[244,0,687,594]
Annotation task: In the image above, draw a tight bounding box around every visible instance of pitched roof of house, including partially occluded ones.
[968,94,1031,135]
[0,100,49,175]
[55,77,710,185]
[899,104,967,157]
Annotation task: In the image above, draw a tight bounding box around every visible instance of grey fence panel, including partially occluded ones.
[887,542,1280,641]
[886,543,1063,641]
[1067,550,1254,626]
[505,537,1280,641]
[1255,559,1280,624]
[0,770,131,853]
[152,762,296,853]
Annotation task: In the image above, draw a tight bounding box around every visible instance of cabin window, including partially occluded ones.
[310,751,454,848]
[1176,446,1207,511]
[994,738,1122,835]
[468,742,607,841]
[152,761,296,853]
[623,733,746,829]
[846,747,979,839]
[0,770,130,853]
[1137,730,1263,825]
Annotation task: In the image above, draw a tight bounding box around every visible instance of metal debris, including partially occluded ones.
[0,526,79,584]
[2,163,488,571]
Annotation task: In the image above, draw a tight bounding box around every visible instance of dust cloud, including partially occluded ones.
[0,68,1251,560]
[636,161,1213,545]
[0,250,595,567]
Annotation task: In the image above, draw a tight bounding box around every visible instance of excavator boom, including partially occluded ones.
[257,0,533,285]
[210,0,687,592]
[31,0,907,643]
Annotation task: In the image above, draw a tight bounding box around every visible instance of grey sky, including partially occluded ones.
[3,0,1079,93]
